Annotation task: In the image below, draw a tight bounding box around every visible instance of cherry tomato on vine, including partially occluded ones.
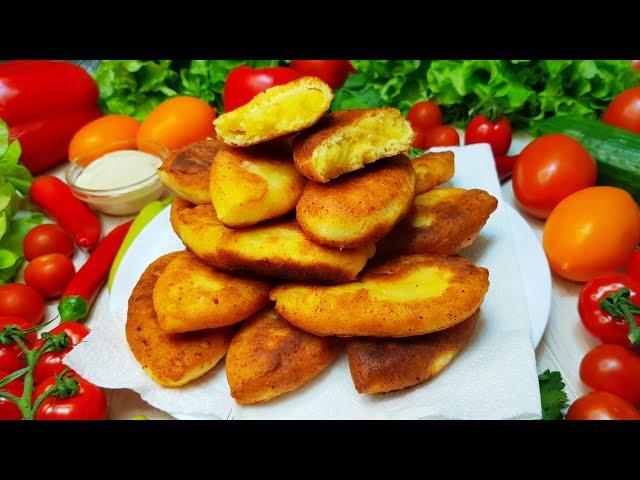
[23,224,74,261]
[290,60,355,89]
[580,344,640,403]
[33,322,90,384]
[464,115,512,156]
[423,125,459,149]
[0,316,36,373]
[603,87,640,134]
[34,374,107,420]
[0,284,45,324]
[513,134,597,219]
[566,391,640,420]
[24,253,76,299]
[0,371,24,420]
[407,101,443,132]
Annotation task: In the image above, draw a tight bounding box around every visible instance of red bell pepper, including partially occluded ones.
[0,60,101,174]
[30,176,102,251]
[58,221,133,323]
[223,65,301,112]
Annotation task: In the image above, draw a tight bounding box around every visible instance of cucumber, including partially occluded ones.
[533,116,640,202]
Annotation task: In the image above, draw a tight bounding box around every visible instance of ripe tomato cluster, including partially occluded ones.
[406,101,460,151]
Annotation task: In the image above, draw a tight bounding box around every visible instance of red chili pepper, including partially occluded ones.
[29,176,102,251]
[58,221,132,323]
[579,273,640,346]
[0,60,100,174]
[10,107,101,174]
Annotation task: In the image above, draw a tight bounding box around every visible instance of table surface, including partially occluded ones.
[54,134,591,420]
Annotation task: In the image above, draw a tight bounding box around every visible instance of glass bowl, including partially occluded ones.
[66,139,169,216]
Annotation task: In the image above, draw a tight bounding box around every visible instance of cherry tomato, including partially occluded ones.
[24,253,76,299]
[0,284,45,324]
[407,101,443,132]
[423,125,460,149]
[543,187,640,282]
[23,224,74,261]
[627,250,640,283]
[290,60,355,89]
[633,60,640,72]
[578,274,640,345]
[464,115,512,156]
[34,374,108,420]
[580,344,640,403]
[0,371,24,420]
[68,114,141,163]
[138,96,216,151]
[0,316,36,373]
[33,322,90,384]
[223,66,301,112]
[512,134,597,219]
[603,87,640,134]
[566,391,640,420]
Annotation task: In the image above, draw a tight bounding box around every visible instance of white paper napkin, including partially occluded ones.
[66,143,542,420]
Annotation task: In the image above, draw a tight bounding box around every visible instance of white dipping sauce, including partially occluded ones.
[75,150,162,190]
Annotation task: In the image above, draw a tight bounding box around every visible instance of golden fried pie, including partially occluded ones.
[293,108,415,182]
[296,155,415,249]
[126,252,232,387]
[377,188,498,257]
[411,151,455,194]
[152,251,270,333]
[170,197,375,283]
[157,139,224,204]
[214,77,333,147]
[271,254,489,338]
[210,147,305,227]
[226,308,339,405]
[347,311,478,394]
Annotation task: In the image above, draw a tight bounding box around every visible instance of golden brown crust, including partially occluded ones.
[214,76,333,147]
[347,311,478,394]
[411,151,455,194]
[296,155,415,249]
[152,251,271,333]
[126,252,233,387]
[157,139,225,204]
[170,196,375,284]
[226,308,340,404]
[210,146,305,227]
[292,108,415,182]
[271,254,489,338]
[377,188,498,257]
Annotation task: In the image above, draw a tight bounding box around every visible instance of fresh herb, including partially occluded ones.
[0,119,43,283]
[538,369,569,420]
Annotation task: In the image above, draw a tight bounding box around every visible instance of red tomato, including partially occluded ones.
[34,374,107,420]
[495,154,518,181]
[34,322,90,384]
[223,66,301,112]
[407,101,443,132]
[579,274,640,345]
[0,371,24,420]
[423,125,460,149]
[23,224,74,261]
[0,316,36,373]
[0,284,44,324]
[290,60,355,89]
[566,391,640,420]
[512,134,597,219]
[603,87,640,134]
[633,61,640,72]
[580,344,640,403]
[464,115,512,156]
[24,254,76,299]
[627,250,640,283]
